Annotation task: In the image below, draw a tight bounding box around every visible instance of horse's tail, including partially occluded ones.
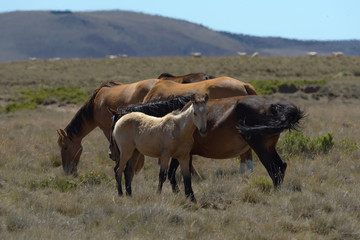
[236,103,305,136]
[244,83,258,95]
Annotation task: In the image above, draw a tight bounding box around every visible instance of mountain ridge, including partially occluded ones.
[0,10,359,61]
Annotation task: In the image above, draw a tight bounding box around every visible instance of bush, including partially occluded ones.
[278,131,335,157]
[1,86,91,113]
[337,138,359,155]
[249,177,273,193]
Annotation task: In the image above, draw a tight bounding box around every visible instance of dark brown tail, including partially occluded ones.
[237,103,305,136]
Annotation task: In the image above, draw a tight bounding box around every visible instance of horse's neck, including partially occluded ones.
[65,114,97,143]
[174,105,196,137]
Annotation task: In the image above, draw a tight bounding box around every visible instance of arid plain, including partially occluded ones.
[0,56,359,239]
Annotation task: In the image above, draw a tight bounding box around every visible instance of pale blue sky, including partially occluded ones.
[1,0,359,40]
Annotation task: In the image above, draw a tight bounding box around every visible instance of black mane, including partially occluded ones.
[158,73,175,79]
[115,95,192,121]
[64,81,121,139]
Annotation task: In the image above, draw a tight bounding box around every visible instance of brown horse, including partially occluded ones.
[110,95,304,201]
[111,94,209,197]
[57,73,213,176]
[168,96,304,201]
[143,76,258,173]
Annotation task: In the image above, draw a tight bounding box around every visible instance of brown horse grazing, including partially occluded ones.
[143,76,258,174]
[111,94,209,199]
[57,73,213,176]
[166,96,304,201]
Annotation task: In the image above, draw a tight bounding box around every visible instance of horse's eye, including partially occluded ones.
[194,112,197,116]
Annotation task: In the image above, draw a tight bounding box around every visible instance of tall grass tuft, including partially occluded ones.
[278,131,335,158]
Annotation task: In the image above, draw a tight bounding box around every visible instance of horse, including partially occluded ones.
[143,76,258,174]
[167,96,304,201]
[109,95,304,202]
[57,73,214,176]
[110,95,304,201]
[111,94,209,199]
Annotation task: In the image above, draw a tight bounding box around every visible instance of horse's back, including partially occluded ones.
[144,77,255,103]
[114,112,175,157]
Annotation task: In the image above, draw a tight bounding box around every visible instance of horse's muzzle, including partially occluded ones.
[199,128,207,137]
[63,165,78,177]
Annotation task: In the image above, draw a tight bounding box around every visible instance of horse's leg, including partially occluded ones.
[245,135,282,188]
[190,156,202,180]
[157,154,170,194]
[115,148,134,196]
[271,148,287,182]
[124,150,140,196]
[168,158,180,193]
[178,155,196,202]
[239,149,253,174]
[113,160,123,196]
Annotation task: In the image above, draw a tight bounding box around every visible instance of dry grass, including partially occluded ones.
[1,57,360,239]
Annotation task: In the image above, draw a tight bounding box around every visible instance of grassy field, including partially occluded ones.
[0,56,360,239]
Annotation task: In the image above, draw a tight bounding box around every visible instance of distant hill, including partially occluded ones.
[1,10,359,61]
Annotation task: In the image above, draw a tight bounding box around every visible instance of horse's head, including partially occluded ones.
[190,93,209,137]
[57,129,82,176]
[158,73,215,83]
[182,73,215,83]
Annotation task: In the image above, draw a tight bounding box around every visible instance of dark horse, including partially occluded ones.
[109,95,304,201]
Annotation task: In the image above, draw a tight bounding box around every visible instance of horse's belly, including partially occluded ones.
[135,144,162,158]
[192,135,249,159]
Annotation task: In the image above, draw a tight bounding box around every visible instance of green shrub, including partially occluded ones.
[337,138,359,155]
[278,131,335,157]
[1,86,91,113]
[249,177,273,193]
[308,133,334,154]
[1,101,38,113]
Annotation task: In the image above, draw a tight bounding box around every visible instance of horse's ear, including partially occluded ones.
[59,129,67,137]
[57,129,62,137]
[190,94,196,102]
[57,129,67,138]
[57,129,65,147]
[107,107,117,116]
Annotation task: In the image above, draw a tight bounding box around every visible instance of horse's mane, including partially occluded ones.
[115,95,192,120]
[65,81,122,139]
[158,73,175,79]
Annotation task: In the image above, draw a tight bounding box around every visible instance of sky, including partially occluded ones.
[1,0,359,41]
